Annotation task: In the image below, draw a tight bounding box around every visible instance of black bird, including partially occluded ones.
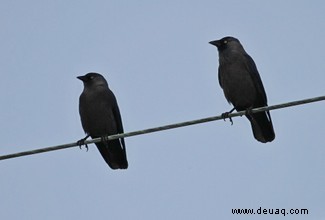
[209,36,275,143]
[77,72,128,169]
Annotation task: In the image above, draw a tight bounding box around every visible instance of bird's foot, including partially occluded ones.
[221,112,233,125]
[221,107,235,125]
[245,107,253,117]
[101,136,109,142]
[77,139,88,151]
[77,135,90,152]
[100,136,110,148]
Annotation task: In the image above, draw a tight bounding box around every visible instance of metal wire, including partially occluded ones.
[0,95,324,161]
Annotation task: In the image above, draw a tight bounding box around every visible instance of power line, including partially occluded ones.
[0,95,324,161]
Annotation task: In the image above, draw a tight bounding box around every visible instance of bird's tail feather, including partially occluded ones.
[95,139,128,169]
[246,111,275,143]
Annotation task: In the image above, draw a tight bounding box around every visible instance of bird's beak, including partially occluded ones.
[209,40,220,47]
[77,75,87,82]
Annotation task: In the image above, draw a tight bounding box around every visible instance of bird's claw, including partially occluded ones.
[100,136,110,148]
[77,139,89,152]
[101,136,109,142]
[221,112,233,125]
[245,107,253,117]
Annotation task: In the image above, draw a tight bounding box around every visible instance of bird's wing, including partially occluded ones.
[108,91,124,133]
[108,90,126,150]
[244,54,268,105]
[218,66,224,88]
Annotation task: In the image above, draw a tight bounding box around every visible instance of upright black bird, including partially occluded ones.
[77,72,128,169]
[209,36,275,143]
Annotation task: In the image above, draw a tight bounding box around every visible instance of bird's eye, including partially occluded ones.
[223,40,228,44]
[89,76,95,80]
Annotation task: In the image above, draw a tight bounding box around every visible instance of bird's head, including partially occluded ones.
[77,72,108,88]
[209,36,241,51]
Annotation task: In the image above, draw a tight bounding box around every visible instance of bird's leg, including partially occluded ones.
[221,107,235,125]
[77,135,90,151]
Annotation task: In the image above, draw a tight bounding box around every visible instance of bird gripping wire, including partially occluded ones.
[0,95,324,161]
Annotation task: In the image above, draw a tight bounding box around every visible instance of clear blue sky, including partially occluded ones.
[0,1,324,219]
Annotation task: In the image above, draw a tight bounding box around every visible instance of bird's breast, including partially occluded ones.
[219,64,257,108]
[79,91,118,136]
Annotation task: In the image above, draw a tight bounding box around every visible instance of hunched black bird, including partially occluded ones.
[77,72,128,169]
[210,36,275,143]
